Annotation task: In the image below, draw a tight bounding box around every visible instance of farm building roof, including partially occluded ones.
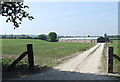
[59,37,99,40]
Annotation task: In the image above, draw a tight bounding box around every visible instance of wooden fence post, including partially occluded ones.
[27,44,34,70]
[108,47,113,73]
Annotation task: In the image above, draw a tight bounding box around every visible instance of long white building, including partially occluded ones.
[59,37,99,43]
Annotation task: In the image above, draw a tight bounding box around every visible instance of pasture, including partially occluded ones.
[2,39,96,70]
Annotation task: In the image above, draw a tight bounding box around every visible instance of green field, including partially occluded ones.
[108,40,120,73]
[2,39,96,70]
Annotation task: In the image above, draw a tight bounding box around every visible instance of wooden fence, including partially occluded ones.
[107,47,120,73]
[7,44,34,71]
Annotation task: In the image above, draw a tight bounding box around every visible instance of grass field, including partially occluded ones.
[101,40,120,75]
[108,40,120,73]
[2,39,96,70]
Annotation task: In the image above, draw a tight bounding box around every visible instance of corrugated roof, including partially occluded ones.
[59,37,99,40]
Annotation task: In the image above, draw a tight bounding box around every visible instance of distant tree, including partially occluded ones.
[38,34,47,40]
[88,35,90,37]
[48,32,57,42]
[107,35,120,39]
[33,37,38,39]
[97,37,106,43]
[1,1,34,29]
[25,36,32,39]
[2,35,6,39]
[9,34,15,39]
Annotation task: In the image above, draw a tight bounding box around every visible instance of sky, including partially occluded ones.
[0,2,118,36]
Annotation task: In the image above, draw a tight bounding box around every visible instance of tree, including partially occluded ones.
[48,32,57,42]
[88,35,90,37]
[1,1,34,29]
[38,34,47,40]
[97,37,106,43]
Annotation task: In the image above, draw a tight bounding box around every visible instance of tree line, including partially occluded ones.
[1,32,58,42]
[107,35,120,39]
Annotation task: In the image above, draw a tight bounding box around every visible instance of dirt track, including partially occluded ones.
[10,43,114,80]
[54,43,103,73]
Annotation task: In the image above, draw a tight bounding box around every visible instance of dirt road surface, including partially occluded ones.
[10,43,114,80]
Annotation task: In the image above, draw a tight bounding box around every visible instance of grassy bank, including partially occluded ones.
[100,44,107,73]
[2,39,96,70]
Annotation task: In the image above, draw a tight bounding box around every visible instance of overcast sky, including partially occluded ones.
[0,2,118,36]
